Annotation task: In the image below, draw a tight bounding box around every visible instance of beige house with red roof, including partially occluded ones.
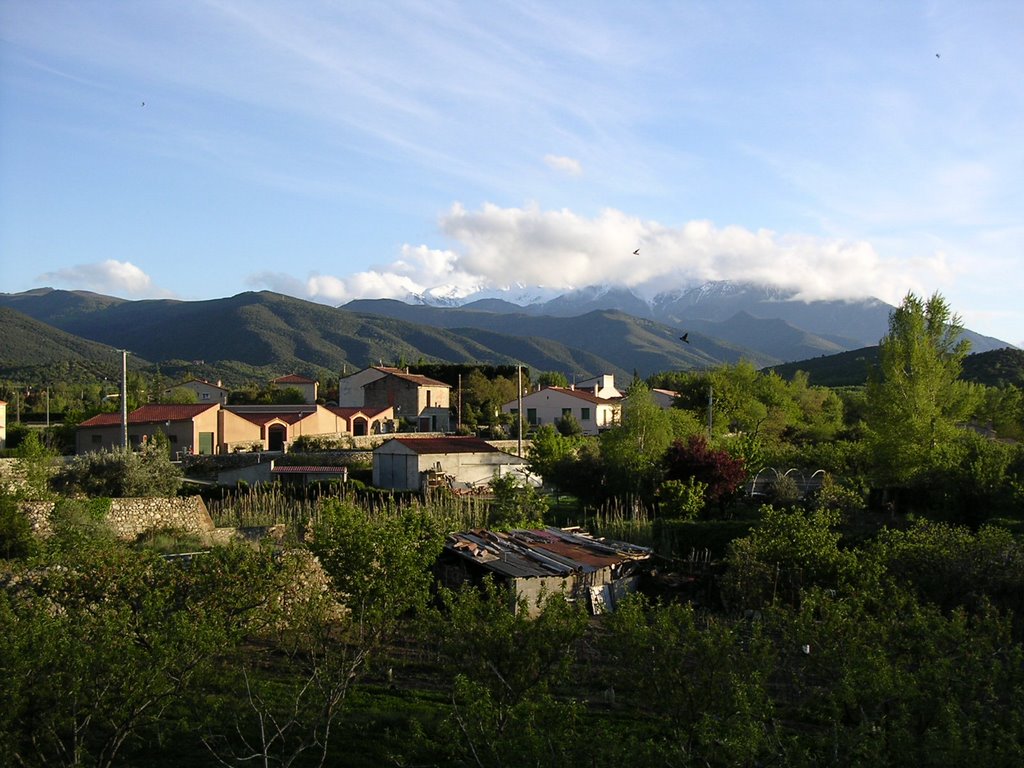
[372,436,529,492]
[501,386,621,436]
[76,403,221,456]
[218,404,349,452]
[271,374,318,404]
[324,405,394,436]
[363,369,451,433]
[0,400,6,449]
[164,378,229,406]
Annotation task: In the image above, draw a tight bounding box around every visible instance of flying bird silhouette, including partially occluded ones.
[632,248,640,255]
[936,53,940,58]
[680,333,690,344]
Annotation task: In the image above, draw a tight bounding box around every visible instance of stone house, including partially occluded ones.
[362,369,451,433]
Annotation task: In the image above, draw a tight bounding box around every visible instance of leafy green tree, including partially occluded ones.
[600,381,672,500]
[57,442,183,498]
[487,473,548,529]
[424,579,589,767]
[865,292,975,486]
[663,434,747,513]
[554,411,583,436]
[536,371,569,388]
[162,386,199,404]
[11,430,58,500]
[722,505,859,610]
[0,533,285,768]
[602,596,776,767]
[0,491,37,560]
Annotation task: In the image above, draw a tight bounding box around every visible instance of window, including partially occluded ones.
[562,408,572,418]
[509,408,519,416]
[201,392,210,400]
[527,408,538,425]
[581,407,591,421]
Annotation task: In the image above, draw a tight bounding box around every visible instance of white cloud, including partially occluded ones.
[544,154,582,176]
[252,204,951,308]
[36,260,171,298]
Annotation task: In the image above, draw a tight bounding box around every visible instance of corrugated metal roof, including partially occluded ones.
[445,527,651,579]
[271,465,348,474]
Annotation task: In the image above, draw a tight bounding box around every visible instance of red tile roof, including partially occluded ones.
[272,374,316,384]
[325,405,392,419]
[78,403,218,428]
[379,436,500,454]
[271,465,348,474]
[378,370,450,388]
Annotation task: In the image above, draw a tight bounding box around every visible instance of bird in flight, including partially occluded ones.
[936,53,940,58]
[632,248,640,256]
[680,333,690,344]
[141,101,146,106]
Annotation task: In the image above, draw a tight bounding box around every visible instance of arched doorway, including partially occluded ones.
[352,417,368,437]
[268,424,287,451]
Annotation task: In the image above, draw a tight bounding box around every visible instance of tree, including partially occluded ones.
[487,473,548,529]
[57,442,183,498]
[600,382,672,501]
[865,292,974,487]
[425,579,589,767]
[662,434,747,513]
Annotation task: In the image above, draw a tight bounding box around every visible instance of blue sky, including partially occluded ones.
[1,1,1022,346]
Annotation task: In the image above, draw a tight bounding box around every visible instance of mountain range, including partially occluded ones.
[0,282,1014,387]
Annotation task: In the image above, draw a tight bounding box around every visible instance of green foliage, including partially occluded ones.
[554,410,584,436]
[868,519,1024,623]
[723,505,859,610]
[487,473,548,529]
[0,492,36,560]
[602,596,776,766]
[656,476,708,520]
[865,292,975,486]
[12,430,58,500]
[162,386,198,404]
[57,443,183,498]
[309,501,443,629]
[425,578,589,767]
[600,381,672,501]
[0,539,285,768]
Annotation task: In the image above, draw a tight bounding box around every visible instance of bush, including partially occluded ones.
[58,444,183,497]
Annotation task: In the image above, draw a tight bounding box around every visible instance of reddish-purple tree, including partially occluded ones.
[663,435,747,506]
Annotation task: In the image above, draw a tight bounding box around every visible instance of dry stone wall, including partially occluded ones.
[20,497,215,542]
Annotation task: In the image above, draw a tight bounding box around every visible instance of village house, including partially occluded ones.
[501,385,621,436]
[575,373,623,399]
[324,405,394,436]
[163,378,230,406]
[271,374,319,404]
[362,369,451,433]
[76,403,221,456]
[0,399,7,449]
[337,366,403,407]
[437,527,653,616]
[372,435,529,492]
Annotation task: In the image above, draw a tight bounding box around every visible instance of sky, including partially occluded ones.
[1,1,1022,347]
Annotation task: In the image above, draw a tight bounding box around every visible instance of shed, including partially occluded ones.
[372,436,528,492]
[439,527,653,616]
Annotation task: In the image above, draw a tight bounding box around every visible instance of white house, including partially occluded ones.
[372,436,529,492]
[271,374,318,404]
[164,378,229,406]
[575,374,623,399]
[501,386,621,436]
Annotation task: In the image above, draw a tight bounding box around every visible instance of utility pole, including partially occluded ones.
[120,349,129,449]
[517,365,523,457]
[457,373,462,433]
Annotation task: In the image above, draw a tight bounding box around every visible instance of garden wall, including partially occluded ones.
[21,497,215,542]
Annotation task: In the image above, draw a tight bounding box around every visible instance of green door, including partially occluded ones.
[198,432,214,455]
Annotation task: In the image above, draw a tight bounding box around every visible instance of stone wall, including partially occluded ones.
[20,496,215,542]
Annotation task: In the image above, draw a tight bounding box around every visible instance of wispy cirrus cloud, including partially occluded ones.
[544,154,582,176]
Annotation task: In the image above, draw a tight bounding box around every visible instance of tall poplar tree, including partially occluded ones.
[865,292,973,486]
